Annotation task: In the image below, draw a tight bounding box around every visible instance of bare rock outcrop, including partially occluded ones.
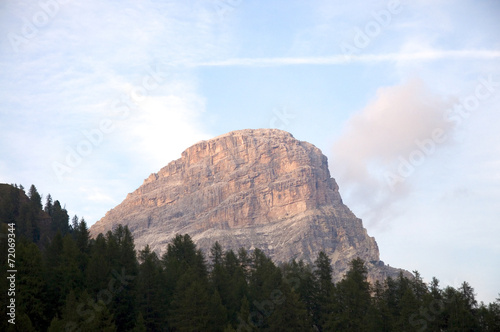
[90,129,407,282]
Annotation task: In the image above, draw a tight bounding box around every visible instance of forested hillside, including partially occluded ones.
[1,183,499,331]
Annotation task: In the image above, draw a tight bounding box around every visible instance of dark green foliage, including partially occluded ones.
[267,282,313,331]
[106,225,139,331]
[136,245,166,331]
[8,313,36,332]
[28,184,42,212]
[168,271,213,331]
[282,260,318,326]
[0,184,70,243]
[209,243,249,328]
[131,312,147,332]
[478,297,500,331]
[0,184,19,223]
[327,257,372,332]
[50,200,69,235]
[236,296,252,330]
[17,240,47,331]
[43,231,65,318]
[86,233,111,296]
[0,223,10,332]
[221,249,249,326]
[314,251,334,331]
[1,183,499,331]
[44,194,53,216]
[48,290,116,332]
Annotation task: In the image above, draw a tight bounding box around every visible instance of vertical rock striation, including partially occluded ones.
[90,129,407,282]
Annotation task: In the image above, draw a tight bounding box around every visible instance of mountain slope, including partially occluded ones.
[90,129,407,282]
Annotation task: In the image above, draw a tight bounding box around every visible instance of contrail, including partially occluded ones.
[190,50,500,67]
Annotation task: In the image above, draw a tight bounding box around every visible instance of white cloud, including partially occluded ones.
[118,85,211,171]
[193,50,500,67]
[0,0,230,224]
[330,78,456,226]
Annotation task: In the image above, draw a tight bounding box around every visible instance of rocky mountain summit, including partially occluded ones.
[90,129,407,282]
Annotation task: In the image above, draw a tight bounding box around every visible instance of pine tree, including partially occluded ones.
[86,233,111,297]
[106,225,138,331]
[209,242,233,325]
[48,290,117,331]
[247,249,282,329]
[51,200,69,235]
[17,187,39,242]
[44,232,65,318]
[313,251,334,331]
[207,289,229,331]
[44,193,53,216]
[236,296,253,331]
[74,217,91,276]
[458,281,480,329]
[137,245,166,331]
[477,297,500,331]
[71,215,79,233]
[28,184,42,211]
[441,285,480,330]
[367,280,392,332]
[223,249,248,326]
[282,260,318,325]
[398,288,420,331]
[268,282,313,331]
[381,276,399,328]
[17,240,47,331]
[61,234,85,293]
[238,247,252,281]
[423,277,447,331]
[327,258,371,332]
[168,268,213,331]
[162,234,208,298]
[391,272,420,331]
[131,312,147,332]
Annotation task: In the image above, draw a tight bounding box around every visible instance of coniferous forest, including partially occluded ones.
[1,183,499,331]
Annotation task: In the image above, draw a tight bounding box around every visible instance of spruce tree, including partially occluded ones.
[51,200,69,235]
[44,193,53,216]
[168,267,213,331]
[282,260,318,327]
[207,289,229,331]
[327,258,371,332]
[17,240,47,331]
[137,245,166,331]
[268,282,313,331]
[247,249,282,329]
[223,249,248,326]
[44,232,65,318]
[28,184,42,211]
[86,233,111,297]
[107,225,138,331]
[313,251,334,331]
[48,290,117,332]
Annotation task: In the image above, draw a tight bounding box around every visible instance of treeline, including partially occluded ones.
[0,184,70,245]
[1,183,499,331]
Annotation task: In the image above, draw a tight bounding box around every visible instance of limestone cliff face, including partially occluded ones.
[90,129,405,282]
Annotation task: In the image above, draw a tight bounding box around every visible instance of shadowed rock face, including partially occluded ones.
[90,129,407,282]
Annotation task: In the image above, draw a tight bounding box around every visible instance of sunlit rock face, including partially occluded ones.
[90,129,407,282]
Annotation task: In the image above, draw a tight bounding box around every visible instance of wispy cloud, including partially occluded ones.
[192,50,500,67]
[331,78,457,227]
[0,0,225,222]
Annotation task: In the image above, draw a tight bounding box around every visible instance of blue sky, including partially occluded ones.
[1,0,499,303]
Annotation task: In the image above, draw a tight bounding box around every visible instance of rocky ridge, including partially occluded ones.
[90,129,407,282]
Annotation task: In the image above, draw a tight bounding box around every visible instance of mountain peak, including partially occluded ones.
[90,129,408,282]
